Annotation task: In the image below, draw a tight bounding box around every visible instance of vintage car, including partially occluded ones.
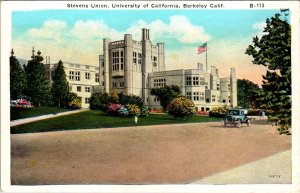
[222,108,251,127]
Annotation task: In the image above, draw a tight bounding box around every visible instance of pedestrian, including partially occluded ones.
[261,110,265,119]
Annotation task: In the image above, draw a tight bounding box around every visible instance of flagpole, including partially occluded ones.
[206,42,208,73]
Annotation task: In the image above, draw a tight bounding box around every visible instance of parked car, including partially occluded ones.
[222,108,251,127]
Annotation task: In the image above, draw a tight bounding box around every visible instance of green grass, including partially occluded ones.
[11,110,221,134]
[11,106,74,121]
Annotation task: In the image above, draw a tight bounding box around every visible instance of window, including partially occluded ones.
[133,52,137,64]
[154,97,160,102]
[86,65,89,69]
[102,61,104,67]
[186,77,192,86]
[113,82,117,88]
[120,82,125,87]
[153,78,166,87]
[212,96,216,102]
[69,71,74,80]
[138,53,142,64]
[85,98,90,104]
[193,92,199,101]
[200,92,205,101]
[152,56,157,67]
[85,72,90,80]
[193,77,199,85]
[95,73,99,82]
[206,98,210,103]
[223,99,226,103]
[200,77,205,85]
[217,84,220,90]
[186,92,192,100]
[77,86,81,92]
[75,71,80,81]
[102,81,105,86]
[85,86,91,93]
[112,51,119,72]
[102,71,105,75]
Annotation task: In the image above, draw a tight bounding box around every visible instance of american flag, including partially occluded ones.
[198,43,207,54]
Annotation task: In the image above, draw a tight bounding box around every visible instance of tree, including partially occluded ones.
[150,85,181,110]
[237,79,260,108]
[51,60,70,107]
[245,13,291,134]
[10,49,27,99]
[24,51,51,107]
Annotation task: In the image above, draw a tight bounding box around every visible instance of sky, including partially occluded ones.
[12,9,286,85]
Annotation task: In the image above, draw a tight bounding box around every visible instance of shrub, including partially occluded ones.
[167,96,196,119]
[90,93,112,111]
[126,104,141,116]
[117,106,129,116]
[10,98,33,110]
[118,93,144,108]
[209,106,228,117]
[140,106,149,117]
[90,92,116,110]
[107,103,122,115]
[67,92,81,109]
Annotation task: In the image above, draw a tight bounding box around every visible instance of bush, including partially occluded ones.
[167,96,196,119]
[140,106,149,117]
[117,106,129,116]
[90,92,117,110]
[118,93,144,108]
[209,106,228,117]
[107,103,122,115]
[10,98,33,110]
[126,104,141,116]
[67,93,81,109]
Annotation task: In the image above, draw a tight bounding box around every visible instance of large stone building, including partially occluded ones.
[99,28,237,111]
[43,54,100,108]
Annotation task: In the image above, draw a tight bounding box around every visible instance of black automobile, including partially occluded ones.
[222,109,251,127]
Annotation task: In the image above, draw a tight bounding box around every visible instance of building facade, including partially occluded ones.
[99,28,237,111]
[45,60,100,108]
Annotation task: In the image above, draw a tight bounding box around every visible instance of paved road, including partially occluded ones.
[11,120,291,185]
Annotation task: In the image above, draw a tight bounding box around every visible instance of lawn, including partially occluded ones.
[11,110,221,134]
[11,106,74,121]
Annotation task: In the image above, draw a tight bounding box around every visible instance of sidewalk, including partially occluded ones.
[191,150,291,184]
[10,108,89,127]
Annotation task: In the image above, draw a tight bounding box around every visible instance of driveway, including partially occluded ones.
[11,120,291,185]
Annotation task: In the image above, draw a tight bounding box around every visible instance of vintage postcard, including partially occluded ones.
[1,1,300,193]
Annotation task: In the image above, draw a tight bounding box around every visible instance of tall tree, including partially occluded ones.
[24,50,51,107]
[150,85,181,110]
[51,60,70,108]
[237,79,260,108]
[246,13,291,134]
[10,49,27,100]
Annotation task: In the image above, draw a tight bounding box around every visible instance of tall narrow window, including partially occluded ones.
[186,77,192,86]
[69,71,74,80]
[75,71,80,81]
[85,72,90,80]
[95,73,99,82]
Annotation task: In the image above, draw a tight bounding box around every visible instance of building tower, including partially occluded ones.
[124,34,133,95]
[230,68,237,107]
[141,28,152,104]
[103,38,110,93]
